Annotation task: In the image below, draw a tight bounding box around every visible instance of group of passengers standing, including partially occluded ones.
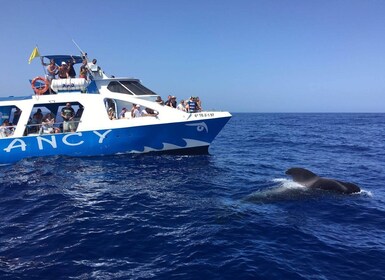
[110,104,158,120]
[156,95,202,113]
[108,94,202,121]
[41,57,98,82]
[26,103,82,135]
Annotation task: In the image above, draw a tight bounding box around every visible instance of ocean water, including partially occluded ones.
[0,113,385,280]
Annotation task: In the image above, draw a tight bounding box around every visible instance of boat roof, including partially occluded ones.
[43,55,83,65]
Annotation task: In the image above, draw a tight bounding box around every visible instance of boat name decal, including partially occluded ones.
[61,83,76,88]
[3,130,112,153]
[194,113,215,118]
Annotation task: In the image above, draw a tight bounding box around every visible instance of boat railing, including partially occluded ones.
[24,120,82,136]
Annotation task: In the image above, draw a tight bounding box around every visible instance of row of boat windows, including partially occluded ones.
[0,97,159,138]
[0,103,84,137]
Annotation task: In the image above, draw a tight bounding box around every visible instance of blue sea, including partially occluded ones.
[1,113,385,280]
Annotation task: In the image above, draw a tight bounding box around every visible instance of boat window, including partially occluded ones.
[107,81,132,95]
[120,81,157,96]
[105,98,158,119]
[24,102,84,135]
[0,106,21,138]
[0,105,20,125]
[104,98,117,120]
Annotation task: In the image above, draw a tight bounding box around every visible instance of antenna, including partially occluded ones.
[72,39,87,59]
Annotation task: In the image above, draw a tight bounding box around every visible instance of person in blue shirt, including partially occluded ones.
[186,96,197,113]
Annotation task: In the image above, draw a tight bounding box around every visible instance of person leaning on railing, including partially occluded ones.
[40,113,61,134]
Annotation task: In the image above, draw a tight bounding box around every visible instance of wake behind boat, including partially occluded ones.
[0,50,231,164]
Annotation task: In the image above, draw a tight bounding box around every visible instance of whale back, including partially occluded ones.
[286,167,361,194]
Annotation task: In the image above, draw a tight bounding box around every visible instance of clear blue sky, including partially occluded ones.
[0,0,384,112]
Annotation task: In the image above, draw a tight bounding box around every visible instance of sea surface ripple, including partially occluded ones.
[1,113,385,279]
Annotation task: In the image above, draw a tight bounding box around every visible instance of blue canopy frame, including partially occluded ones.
[42,55,83,65]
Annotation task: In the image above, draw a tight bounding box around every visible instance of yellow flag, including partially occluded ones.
[28,47,40,64]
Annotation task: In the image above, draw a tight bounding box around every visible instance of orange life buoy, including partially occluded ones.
[31,76,49,95]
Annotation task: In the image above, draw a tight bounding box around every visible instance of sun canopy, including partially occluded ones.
[42,55,83,65]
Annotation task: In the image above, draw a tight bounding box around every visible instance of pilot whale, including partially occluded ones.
[285,167,361,194]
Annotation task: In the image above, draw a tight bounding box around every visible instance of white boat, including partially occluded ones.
[0,53,231,164]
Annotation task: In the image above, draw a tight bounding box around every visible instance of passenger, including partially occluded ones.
[196,96,202,111]
[164,95,172,107]
[33,109,43,123]
[13,108,22,125]
[58,62,69,79]
[87,58,103,78]
[67,57,76,78]
[74,106,84,128]
[0,119,13,137]
[79,59,88,79]
[74,105,84,119]
[130,104,137,118]
[132,104,142,118]
[142,107,158,117]
[186,96,197,113]
[87,59,100,72]
[177,100,186,111]
[168,96,177,108]
[108,107,116,120]
[40,113,60,134]
[155,96,164,105]
[61,103,75,132]
[29,110,42,133]
[41,58,58,81]
[119,107,128,119]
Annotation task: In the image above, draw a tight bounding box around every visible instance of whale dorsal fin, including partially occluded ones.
[286,167,318,183]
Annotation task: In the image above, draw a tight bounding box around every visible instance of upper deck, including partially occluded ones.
[0,52,230,141]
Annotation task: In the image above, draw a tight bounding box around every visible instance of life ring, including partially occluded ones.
[31,76,49,95]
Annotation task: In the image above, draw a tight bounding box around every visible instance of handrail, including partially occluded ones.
[24,120,82,135]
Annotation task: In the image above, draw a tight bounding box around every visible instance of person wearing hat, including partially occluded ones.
[165,95,177,108]
[58,61,69,79]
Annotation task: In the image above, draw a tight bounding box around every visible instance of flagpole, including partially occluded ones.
[36,44,48,75]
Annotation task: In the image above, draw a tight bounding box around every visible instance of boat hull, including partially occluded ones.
[0,116,230,164]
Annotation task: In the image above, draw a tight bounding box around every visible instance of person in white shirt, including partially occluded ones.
[177,100,186,111]
[132,104,142,118]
